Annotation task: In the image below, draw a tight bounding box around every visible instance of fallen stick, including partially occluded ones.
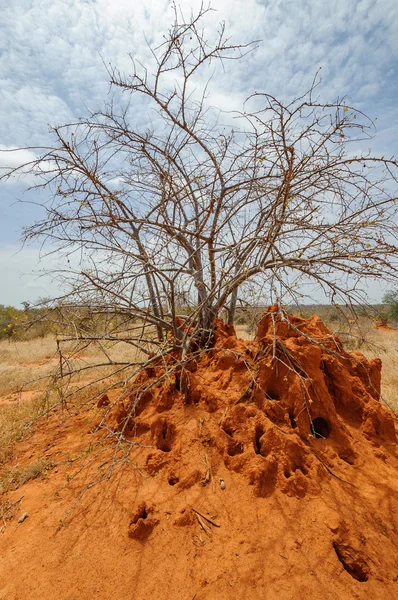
[195,512,211,536]
[192,507,220,528]
[10,495,24,506]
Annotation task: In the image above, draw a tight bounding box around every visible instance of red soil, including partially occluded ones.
[1,306,397,599]
[375,320,397,332]
[0,390,41,407]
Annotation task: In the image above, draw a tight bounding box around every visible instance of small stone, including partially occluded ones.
[220,478,226,490]
[18,512,29,523]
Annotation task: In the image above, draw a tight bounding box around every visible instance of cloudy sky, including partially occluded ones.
[0,0,397,306]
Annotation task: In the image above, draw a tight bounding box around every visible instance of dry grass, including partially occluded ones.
[0,335,59,397]
[0,334,145,399]
[0,335,146,468]
[0,496,21,530]
[235,324,252,340]
[0,394,53,465]
[0,458,54,494]
[0,457,53,529]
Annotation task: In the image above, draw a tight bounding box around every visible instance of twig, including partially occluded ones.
[192,507,220,528]
[194,512,211,536]
[10,495,24,507]
[313,454,356,487]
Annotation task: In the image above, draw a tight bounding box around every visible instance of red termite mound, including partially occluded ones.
[2,306,398,600]
[107,305,395,501]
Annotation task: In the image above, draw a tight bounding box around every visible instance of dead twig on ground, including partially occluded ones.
[192,507,221,528]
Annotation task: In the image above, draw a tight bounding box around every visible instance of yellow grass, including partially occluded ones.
[0,458,54,494]
[0,335,144,466]
[0,336,58,397]
[0,334,145,398]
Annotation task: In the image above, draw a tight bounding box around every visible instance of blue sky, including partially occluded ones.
[0,0,397,306]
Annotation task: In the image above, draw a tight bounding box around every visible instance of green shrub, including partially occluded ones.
[382,290,398,322]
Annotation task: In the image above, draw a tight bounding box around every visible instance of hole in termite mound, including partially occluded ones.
[227,439,244,456]
[174,370,181,391]
[333,541,369,582]
[152,419,176,452]
[311,417,330,439]
[289,411,297,429]
[133,505,147,522]
[221,421,235,438]
[128,503,159,541]
[266,386,280,401]
[254,425,265,455]
[168,476,179,486]
[129,389,153,417]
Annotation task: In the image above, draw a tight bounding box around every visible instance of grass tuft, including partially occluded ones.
[0,458,55,493]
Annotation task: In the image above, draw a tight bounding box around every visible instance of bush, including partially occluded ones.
[0,304,54,341]
[382,290,398,322]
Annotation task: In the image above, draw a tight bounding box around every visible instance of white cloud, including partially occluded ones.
[0,245,62,306]
[0,146,56,186]
[0,147,38,171]
[1,0,397,145]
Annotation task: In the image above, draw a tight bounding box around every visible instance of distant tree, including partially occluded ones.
[382,289,398,321]
[2,3,398,378]
[0,305,19,339]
